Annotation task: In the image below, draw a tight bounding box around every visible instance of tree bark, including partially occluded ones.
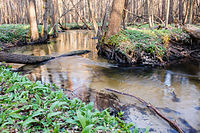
[179,0,183,23]
[148,0,154,28]
[49,0,57,37]
[0,50,91,64]
[29,0,39,41]
[41,0,49,41]
[0,52,53,64]
[88,0,98,34]
[165,0,170,27]
[105,0,126,41]
[183,24,200,39]
[145,0,149,22]
[122,0,129,30]
[169,0,174,23]
[188,0,194,24]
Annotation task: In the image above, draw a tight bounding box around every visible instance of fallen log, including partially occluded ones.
[183,24,200,39]
[0,50,91,64]
[105,88,184,133]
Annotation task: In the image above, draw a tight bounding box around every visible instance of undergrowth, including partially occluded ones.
[107,25,190,58]
[0,24,81,43]
[0,24,48,43]
[0,66,149,133]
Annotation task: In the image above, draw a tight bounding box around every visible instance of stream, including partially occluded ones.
[9,30,200,133]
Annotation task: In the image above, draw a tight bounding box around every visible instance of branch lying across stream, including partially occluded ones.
[105,88,184,133]
[0,50,91,64]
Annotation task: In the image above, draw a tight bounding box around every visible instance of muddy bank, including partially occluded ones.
[97,28,200,67]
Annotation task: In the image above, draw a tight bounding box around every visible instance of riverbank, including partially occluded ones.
[98,24,200,67]
[0,24,88,52]
[0,66,145,132]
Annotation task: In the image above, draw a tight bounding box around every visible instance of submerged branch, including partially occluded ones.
[105,88,184,133]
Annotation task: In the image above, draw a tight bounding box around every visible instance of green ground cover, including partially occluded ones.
[0,24,81,43]
[0,66,149,132]
[107,25,190,58]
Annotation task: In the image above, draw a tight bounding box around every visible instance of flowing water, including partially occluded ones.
[10,30,200,133]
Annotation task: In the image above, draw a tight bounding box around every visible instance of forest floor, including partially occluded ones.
[0,23,86,51]
[98,24,200,67]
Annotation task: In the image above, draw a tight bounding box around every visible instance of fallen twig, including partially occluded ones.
[105,88,184,133]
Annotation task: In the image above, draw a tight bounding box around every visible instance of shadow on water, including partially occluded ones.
[9,30,200,133]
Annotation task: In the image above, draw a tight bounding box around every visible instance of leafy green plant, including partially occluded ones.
[0,66,149,132]
[0,24,51,43]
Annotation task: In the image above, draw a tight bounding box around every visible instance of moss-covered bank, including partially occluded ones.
[98,25,200,67]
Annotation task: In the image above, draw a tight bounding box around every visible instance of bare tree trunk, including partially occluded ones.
[122,0,129,29]
[69,0,91,30]
[165,0,170,27]
[148,0,154,28]
[99,1,110,38]
[184,0,194,24]
[179,0,183,23]
[29,0,39,41]
[49,0,57,37]
[88,0,98,34]
[105,0,126,40]
[189,0,194,24]
[184,0,190,24]
[169,0,174,23]
[145,0,149,22]
[41,0,49,41]
[0,50,90,64]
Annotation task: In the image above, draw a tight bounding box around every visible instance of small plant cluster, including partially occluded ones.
[107,31,130,46]
[108,30,166,57]
[0,66,147,133]
[125,30,166,57]
[0,24,46,43]
[0,24,30,43]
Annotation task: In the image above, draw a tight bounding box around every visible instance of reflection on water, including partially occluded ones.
[10,30,200,132]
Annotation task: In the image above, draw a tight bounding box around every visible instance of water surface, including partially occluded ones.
[10,30,200,133]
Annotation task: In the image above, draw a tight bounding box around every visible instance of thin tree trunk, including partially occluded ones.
[49,0,57,37]
[179,0,183,23]
[88,0,98,34]
[29,0,39,41]
[148,0,154,28]
[165,0,170,27]
[122,0,129,29]
[145,0,149,22]
[189,0,194,24]
[41,0,49,41]
[100,2,110,38]
[184,0,190,24]
[169,0,174,23]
